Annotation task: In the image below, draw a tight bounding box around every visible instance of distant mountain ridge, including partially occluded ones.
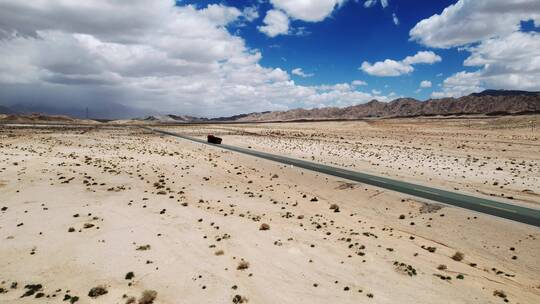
[141,111,272,123]
[470,90,540,97]
[2,90,539,122]
[234,90,540,122]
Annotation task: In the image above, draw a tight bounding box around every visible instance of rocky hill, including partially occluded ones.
[236,90,540,122]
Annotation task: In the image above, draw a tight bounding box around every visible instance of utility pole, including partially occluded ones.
[86,107,89,119]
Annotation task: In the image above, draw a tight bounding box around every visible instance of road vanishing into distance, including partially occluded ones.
[144,127,540,228]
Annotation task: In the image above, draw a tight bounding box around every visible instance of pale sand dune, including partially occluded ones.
[0,123,539,304]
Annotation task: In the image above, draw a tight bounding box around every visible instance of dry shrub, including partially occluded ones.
[138,290,157,304]
[437,264,447,270]
[237,260,250,270]
[493,290,507,299]
[232,294,248,303]
[136,244,151,251]
[88,285,108,298]
[451,251,464,261]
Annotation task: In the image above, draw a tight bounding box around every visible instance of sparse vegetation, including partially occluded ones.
[21,284,42,298]
[394,261,417,276]
[421,245,437,253]
[88,285,108,298]
[2,116,538,304]
[232,294,248,303]
[136,244,151,251]
[437,264,447,270]
[138,290,157,304]
[237,260,250,270]
[329,204,340,212]
[493,290,507,299]
[451,251,464,261]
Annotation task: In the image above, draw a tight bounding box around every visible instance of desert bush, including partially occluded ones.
[451,251,464,261]
[88,285,108,298]
[138,290,157,304]
[237,260,250,270]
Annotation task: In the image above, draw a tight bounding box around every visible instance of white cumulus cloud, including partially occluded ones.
[364,0,388,9]
[199,4,242,25]
[413,1,540,98]
[292,68,314,77]
[258,9,290,37]
[242,6,260,22]
[392,13,399,25]
[432,31,540,97]
[360,60,412,77]
[410,0,540,48]
[431,71,484,98]
[0,0,389,118]
[351,80,368,86]
[360,51,441,76]
[420,80,432,88]
[260,0,347,37]
[270,0,347,22]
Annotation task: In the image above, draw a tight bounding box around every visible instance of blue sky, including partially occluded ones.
[183,0,468,100]
[0,0,539,117]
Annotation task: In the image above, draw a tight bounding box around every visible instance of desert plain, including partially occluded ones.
[1,115,539,304]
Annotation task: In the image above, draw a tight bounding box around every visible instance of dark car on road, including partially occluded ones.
[207,135,222,144]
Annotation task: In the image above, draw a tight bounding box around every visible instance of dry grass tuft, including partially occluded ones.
[451,251,464,261]
[88,285,108,298]
[233,295,247,304]
[259,223,270,230]
[232,294,248,303]
[437,264,447,270]
[138,290,158,304]
[329,204,340,212]
[136,244,151,251]
[237,260,250,270]
[493,290,507,299]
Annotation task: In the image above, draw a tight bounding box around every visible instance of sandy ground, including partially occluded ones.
[164,115,540,209]
[1,122,539,304]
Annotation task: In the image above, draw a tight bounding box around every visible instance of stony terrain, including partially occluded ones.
[1,120,539,304]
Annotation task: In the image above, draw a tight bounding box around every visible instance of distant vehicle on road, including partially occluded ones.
[207,135,222,144]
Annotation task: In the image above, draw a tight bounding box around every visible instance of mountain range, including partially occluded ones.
[234,90,540,122]
[1,90,539,122]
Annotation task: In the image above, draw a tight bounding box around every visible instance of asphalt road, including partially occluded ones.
[144,127,540,227]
